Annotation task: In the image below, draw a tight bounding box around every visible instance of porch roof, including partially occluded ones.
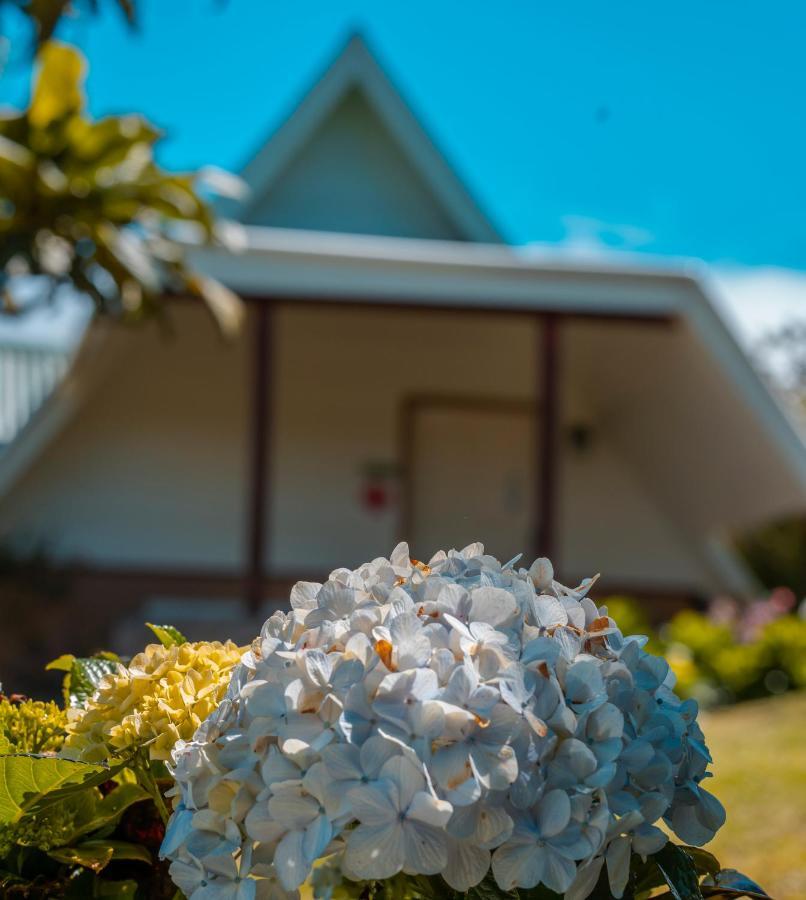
[1,227,805,599]
[190,225,806,541]
[192,225,697,315]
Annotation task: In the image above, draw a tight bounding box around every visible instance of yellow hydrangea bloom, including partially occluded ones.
[0,696,67,754]
[64,640,242,763]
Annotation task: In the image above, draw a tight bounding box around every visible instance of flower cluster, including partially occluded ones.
[63,640,243,763]
[0,799,82,858]
[0,693,67,754]
[162,544,725,899]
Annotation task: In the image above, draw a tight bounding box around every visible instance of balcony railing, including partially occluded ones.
[0,345,71,446]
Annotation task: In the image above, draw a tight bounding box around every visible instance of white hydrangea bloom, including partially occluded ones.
[162,543,725,899]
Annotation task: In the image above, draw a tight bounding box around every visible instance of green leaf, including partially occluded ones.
[632,852,667,897]
[653,843,705,900]
[516,882,565,899]
[69,782,151,840]
[0,755,108,826]
[21,0,138,48]
[94,878,140,898]
[30,43,85,129]
[61,868,139,899]
[69,656,120,708]
[0,32,240,332]
[468,872,506,900]
[145,623,187,648]
[51,839,151,872]
[379,874,444,900]
[0,135,34,170]
[48,841,113,873]
[45,654,76,673]
[46,654,121,708]
[682,847,721,878]
[192,274,246,337]
[35,779,151,848]
[701,869,770,899]
[91,839,151,865]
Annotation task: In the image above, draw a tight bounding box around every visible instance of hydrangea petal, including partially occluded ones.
[537,789,571,837]
[344,822,405,880]
[159,542,725,900]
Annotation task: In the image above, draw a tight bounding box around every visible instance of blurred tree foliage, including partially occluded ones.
[737,515,806,599]
[735,323,806,598]
[0,42,243,332]
[0,0,135,48]
[757,319,806,403]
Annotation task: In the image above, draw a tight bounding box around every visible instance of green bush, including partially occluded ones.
[602,595,806,705]
[757,615,806,690]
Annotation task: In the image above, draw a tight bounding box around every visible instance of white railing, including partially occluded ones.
[0,345,71,446]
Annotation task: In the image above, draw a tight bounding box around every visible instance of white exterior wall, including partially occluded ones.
[269,306,534,570]
[245,90,466,240]
[0,303,713,591]
[0,306,251,569]
[270,306,711,588]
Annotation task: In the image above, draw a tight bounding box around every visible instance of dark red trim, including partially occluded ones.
[536,314,561,566]
[245,302,273,613]
[398,395,415,546]
[237,294,676,327]
[20,563,703,619]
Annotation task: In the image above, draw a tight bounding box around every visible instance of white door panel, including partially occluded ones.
[410,403,535,562]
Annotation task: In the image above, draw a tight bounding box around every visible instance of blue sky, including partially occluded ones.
[2,0,806,266]
[1,0,805,347]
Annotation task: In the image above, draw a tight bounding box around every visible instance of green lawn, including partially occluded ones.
[699,691,806,900]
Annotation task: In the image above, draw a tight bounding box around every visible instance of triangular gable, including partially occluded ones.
[233,34,503,243]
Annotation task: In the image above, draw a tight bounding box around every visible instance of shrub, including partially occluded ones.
[602,592,806,705]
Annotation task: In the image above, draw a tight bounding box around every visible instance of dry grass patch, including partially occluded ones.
[699,691,806,900]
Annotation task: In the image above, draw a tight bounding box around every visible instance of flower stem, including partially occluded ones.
[136,752,170,826]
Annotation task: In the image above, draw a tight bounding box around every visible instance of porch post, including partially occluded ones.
[245,301,273,614]
[535,313,561,566]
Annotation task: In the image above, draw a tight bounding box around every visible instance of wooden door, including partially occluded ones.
[408,400,535,563]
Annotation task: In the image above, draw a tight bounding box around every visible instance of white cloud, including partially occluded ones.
[559,215,654,256]
[708,265,806,350]
[704,266,806,393]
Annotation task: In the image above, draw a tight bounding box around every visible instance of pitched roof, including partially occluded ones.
[231,33,504,243]
[5,227,806,597]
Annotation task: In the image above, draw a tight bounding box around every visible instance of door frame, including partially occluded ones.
[398,393,538,547]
